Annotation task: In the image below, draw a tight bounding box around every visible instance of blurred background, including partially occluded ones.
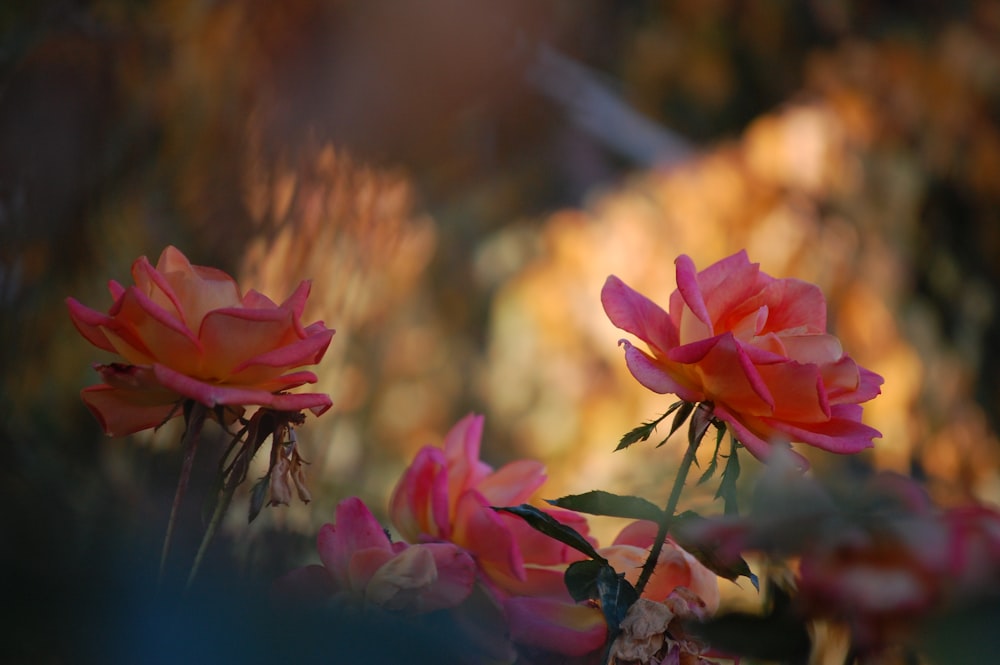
[3,0,1000,660]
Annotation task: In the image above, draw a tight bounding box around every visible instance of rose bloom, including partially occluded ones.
[390,414,719,659]
[67,246,334,436]
[273,496,476,614]
[602,250,883,461]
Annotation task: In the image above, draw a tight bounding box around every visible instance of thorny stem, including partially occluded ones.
[633,404,708,596]
[159,401,207,585]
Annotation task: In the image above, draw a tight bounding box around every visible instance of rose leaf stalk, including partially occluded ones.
[634,401,713,596]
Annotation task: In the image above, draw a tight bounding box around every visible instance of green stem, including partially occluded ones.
[633,434,700,596]
[158,401,207,585]
[186,480,237,591]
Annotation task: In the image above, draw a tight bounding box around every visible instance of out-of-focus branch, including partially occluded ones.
[525,43,694,167]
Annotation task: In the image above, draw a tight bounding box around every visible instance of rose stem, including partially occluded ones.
[158,401,207,585]
[186,479,237,591]
[633,424,701,596]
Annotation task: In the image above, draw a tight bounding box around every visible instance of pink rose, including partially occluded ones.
[601,250,883,461]
[67,246,334,436]
[273,496,476,614]
[388,414,721,658]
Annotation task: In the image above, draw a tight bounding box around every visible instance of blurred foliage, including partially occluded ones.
[3,1,1000,662]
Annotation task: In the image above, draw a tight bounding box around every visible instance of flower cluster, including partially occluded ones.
[680,450,1000,655]
[277,414,721,662]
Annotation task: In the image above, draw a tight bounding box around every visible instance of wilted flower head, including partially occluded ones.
[67,246,334,436]
[602,250,883,462]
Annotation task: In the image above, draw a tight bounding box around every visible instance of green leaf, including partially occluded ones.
[615,402,683,451]
[494,504,604,562]
[546,491,664,522]
[655,400,695,448]
[564,559,605,602]
[671,512,758,591]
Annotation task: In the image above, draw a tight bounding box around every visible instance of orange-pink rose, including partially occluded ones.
[67,246,334,436]
[389,414,720,658]
[602,250,883,461]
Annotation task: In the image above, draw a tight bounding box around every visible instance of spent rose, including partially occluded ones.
[601,250,883,461]
[67,246,334,436]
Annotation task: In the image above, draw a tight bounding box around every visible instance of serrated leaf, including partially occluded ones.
[564,559,605,602]
[247,476,270,524]
[494,504,604,562]
[546,491,663,522]
[655,400,695,448]
[615,402,683,451]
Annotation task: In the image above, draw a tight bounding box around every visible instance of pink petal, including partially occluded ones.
[242,289,278,308]
[673,254,714,330]
[66,297,117,353]
[475,459,547,507]
[601,275,679,353]
[80,383,180,437]
[232,327,334,374]
[317,497,392,588]
[755,278,828,334]
[756,361,831,423]
[711,404,809,466]
[777,333,843,365]
[132,254,185,323]
[155,246,242,330]
[389,447,451,541]
[280,280,313,323]
[453,490,525,582]
[365,543,476,613]
[197,307,299,377]
[670,334,775,416]
[150,363,330,413]
[442,414,494,515]
[620,340,703,401]
[767,405,881,454]
[504,597,607,655]
[111,286,202,371]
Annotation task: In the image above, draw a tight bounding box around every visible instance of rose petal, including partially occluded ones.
[620,340,703,401]
[155,246,242,329]
[317,497,392,589]
[505,596,607,655]
[453,490,525,582]
[389,447,451,541]
[475,459,546,507]
[151,363,330,413]
[80,383,180,437]
[601,275,679,353]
